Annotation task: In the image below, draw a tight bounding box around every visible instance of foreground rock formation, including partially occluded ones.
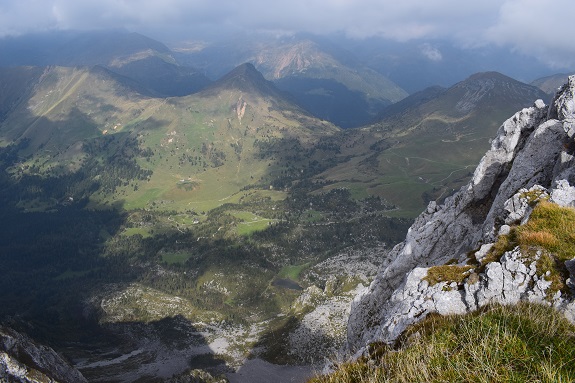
[347,76,575,352]
[1,326,87,383]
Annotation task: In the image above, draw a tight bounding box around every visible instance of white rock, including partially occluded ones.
[346,76,575,353]
[474,243,494,263]
[550,179,575,207]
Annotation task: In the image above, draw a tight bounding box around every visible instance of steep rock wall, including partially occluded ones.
[1,326,87,383]
[347,76,575,352]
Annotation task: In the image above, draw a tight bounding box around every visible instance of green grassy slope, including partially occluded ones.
[0,68,547,219]
[313,72,549,217]
[0,63,338,211]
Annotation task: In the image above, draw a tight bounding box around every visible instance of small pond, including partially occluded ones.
[271,278,303,290]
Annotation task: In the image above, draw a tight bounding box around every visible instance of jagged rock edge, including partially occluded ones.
[346,75,575,354]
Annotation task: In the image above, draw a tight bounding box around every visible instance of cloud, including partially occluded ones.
[485,0,575,68]
[420,43,443,62]
[1,0,575,68]
[0,1,58,35]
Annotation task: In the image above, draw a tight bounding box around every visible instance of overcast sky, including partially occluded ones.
[1,0,575,69]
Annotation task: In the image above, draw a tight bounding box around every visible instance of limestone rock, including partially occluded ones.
[503,185,549,225]
[550,179,575,207]
[347,75,575,352]
[166,369,229,383]
[346,98,548,350]
[548,75,575,120]
[474,243,494,263]
[0,326,87,383]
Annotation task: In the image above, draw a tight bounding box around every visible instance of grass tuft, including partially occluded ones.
[519,230,559,248]
[480,201,575,296]
[519,188,550,206]
[423,264,474,286]
[485,232,516,265]
[516,200,575,262]
[513,200,575,295]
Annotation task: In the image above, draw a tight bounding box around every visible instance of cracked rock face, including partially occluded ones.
[347,75,575,352]
[364,248,556,346]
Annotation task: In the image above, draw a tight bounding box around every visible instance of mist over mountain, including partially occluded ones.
[170,31,572,127]
[1,28,571,127]
[336,37,558,93]
[0,30,171,67]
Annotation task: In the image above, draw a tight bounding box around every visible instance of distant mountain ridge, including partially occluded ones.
[531,72,575,94]
[313,71,550,217]
[0,31,410,126]
[0,30,212,97]
[0,61,548,218]
[375,85,446,120]
[205,62,284,97]
[249,38,409,128]
[0,61,338,213]
[452,71,548,112]
[172,35,408,128]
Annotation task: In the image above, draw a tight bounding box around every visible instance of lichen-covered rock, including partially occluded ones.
[355,247,564,347]
[347,75,575,353]
[469,248,546,308]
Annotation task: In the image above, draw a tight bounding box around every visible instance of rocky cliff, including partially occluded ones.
[1,326,87,383]
[347,75,575,352]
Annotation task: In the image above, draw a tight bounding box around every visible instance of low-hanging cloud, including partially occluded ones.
[0,0,574,68]
[486,0,575,68]
[420,43,443,62]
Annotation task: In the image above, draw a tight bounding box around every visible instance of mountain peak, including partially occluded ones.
[466,71,511,81]
[451,71,548,113]
[226,62,260,75]
[455,71,524,92]
[203,62,290,101]
[215,62,267,87]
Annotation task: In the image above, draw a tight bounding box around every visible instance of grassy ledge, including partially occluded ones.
[423,264,474,286]
[516,200,575,294]
[309,303,575,383]
[484,200,575,295]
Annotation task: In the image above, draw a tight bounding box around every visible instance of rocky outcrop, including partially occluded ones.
[166,369,228,383]
[0,326,87,383]
[347,75,575,352]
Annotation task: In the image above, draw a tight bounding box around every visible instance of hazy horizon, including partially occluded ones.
[1,0,575,70]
